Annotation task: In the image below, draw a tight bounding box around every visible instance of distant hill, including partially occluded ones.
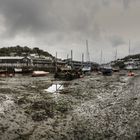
[123,54,140,61]
[112,53,140,69]
[0,46,53,58]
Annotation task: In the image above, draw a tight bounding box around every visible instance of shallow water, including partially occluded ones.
[44,84,64,93]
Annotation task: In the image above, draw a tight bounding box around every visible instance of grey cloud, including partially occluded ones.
[0,0,103,40]
[101,0,111,6]
[123,0,131,9]
[0,0,54,37]
[0,0,140,62]
[0,0,131,41]
[122,0,139,9]
[130,41,140,54]
[109,35,125,47]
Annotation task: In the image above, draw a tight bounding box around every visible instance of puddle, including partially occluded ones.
[45,84,64,93]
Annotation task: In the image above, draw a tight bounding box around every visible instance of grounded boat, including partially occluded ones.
[32,71,49,77]
[14,68,22,73]
[125,65,133,70]
[22,67,33,74]
[128,71,135,76]
[125,60,139,70]
[0,70,14,77]
[101,65,113,76]
[54,67,81,81]
[82,66,91,74]
[14,67,33,74]
[112,66,120,72]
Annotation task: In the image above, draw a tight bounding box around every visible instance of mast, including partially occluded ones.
[100,50,102,64]
[86,40,92,71]
[71,50,73,68]
[55,52,57,73]
[129,40,131,55]
[67,54,69,60]
[82,53,84,67]
[115,48,117,61]
[86,40,90,62]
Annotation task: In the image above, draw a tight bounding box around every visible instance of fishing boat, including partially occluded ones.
[101,65,113,76]
[82,65,91,74]
[112,66,120,72]
[32,71,49,77]
[125,65,133,70]
[54,67,81,81]
[22,67,33,73]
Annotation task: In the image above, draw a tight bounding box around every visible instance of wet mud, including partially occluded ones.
[0,72,140,139]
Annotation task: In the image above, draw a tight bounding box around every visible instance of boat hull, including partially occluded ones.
[102,69,112,76]
[55,71,80,81]
[32,71,49,77]
[0,70,15,77]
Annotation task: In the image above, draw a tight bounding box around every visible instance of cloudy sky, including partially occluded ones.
[0,0,140,63]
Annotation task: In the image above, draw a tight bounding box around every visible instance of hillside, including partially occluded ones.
[112,53,140,69]
[0,46,53,58]
[123,54,140,61]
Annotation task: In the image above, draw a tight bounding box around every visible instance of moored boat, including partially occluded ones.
[14,68,22,73]
[32,71,49,77]
[101,65,113,76]
[0,70,15,77]
[128,71,135,76]
[82,66,91,74]
[54,67,81,81]
[112,66,120,72]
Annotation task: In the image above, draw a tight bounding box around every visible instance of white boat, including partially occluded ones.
[125,65,133,70]
[82,66,91,72]
[32,71,49,77]
[125,60,138,70]
[14,68,22,73]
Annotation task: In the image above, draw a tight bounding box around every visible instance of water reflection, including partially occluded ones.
[45,84,64,93]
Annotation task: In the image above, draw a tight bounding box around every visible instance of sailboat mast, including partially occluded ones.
[67,54,69,59]
[115,48,117,61]
[71,50,73,68]
[82,53,84,67]
[86,40,90,62]
[129,40,131,55]
[55,52,57,73]
[100,50,102,64]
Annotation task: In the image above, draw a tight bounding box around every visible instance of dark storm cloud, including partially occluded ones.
[0,0,133,40]
[0,0,55,37]
[0,0,140,62]
[0,0,104,39]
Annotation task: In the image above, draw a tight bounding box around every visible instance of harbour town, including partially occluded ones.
[1,0,140,139]
[0,46,140,139]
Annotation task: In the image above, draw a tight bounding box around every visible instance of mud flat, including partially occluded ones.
[0,72,140,139]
